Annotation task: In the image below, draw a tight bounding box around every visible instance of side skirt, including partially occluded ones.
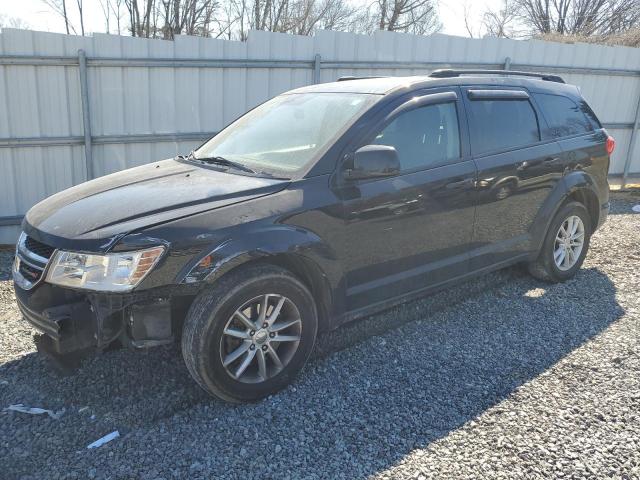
[336,253,530,327]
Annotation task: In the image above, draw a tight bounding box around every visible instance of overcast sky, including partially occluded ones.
[1,0,504,38]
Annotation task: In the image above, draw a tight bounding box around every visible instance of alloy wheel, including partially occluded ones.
[554,215,585,271]
[219,294,302,383]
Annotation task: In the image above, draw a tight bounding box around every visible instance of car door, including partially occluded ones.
[462,87,565,270]
[335,88,477,312]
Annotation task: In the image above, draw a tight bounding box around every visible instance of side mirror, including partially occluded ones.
[345,145,400,180]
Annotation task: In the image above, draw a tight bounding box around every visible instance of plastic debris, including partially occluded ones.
[4,404,65,420]
[0,380,8,386]
[87,431,120,449]
[78,406,90,413]
[632,204,640,213]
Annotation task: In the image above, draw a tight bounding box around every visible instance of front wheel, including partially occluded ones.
[528,201,592,283]
[181,264,318,402]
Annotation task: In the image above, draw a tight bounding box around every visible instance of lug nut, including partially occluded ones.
[250,330,255,336]
[262,345,268,351]
[269,332,275,338]
[250,344,256,350]
[262,323,268,328]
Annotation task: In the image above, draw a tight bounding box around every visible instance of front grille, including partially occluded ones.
[24,235,55,260]
[14,233,55,290]
[18,260,42,282]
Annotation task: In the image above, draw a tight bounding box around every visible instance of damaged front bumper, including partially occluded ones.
[14,281,195,358]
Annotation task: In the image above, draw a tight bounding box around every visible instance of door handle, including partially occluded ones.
[446,178,474,189]
[518,158,560,171]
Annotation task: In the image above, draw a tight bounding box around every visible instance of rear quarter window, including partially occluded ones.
[467,98,540,155]
[534,93,595,138]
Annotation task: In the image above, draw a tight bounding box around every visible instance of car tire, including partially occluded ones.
[528,201,592,283]
[181,264,318,403]
[494,180,516,200]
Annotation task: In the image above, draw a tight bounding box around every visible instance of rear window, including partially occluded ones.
[534,93,594,138]
[467,99,540,155]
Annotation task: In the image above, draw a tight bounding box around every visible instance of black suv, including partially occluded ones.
[13,70,613,402]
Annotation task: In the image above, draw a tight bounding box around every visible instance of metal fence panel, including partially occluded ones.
[1,27,640,243]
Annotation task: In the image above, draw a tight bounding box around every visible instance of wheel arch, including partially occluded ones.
[566,187,599,231]
[530,171,600,255]
[208,253,333,332]
[177,227,339,332]
[492,175,519,189]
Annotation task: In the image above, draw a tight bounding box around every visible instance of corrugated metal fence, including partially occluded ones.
[1,28,640,243]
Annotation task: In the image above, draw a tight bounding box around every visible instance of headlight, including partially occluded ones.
[45,246,165,292]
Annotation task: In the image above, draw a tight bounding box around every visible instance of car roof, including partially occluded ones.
[289,76,425,95]
[289,74,580,98]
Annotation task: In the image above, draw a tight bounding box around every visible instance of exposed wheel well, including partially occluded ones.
[203,254,333,332]
[567,189,599,231]
[264,254,332,331]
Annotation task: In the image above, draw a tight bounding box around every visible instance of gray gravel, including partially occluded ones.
[1,192,639,480]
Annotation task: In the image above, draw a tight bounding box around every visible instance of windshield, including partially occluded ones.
[193,92,378,176]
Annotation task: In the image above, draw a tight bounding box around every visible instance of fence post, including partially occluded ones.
[622,87,640,188]
[313,54,321,84]
[504,57,511,70]
[78,49,94,180]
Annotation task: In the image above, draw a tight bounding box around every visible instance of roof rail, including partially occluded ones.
[337,75,388,82]
[429,69,565,84]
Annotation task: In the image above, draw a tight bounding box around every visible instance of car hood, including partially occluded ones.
[24,159,289,249]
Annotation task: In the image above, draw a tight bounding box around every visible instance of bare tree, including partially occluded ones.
[0,14,31,29]
[461,0,480,37]
[218,0,439,37]
[482,0,519,38]
[76,0,86,35]
[216,0,248,39]
[41,0,75,34]
[513,0,640,36]
[99,0,112,32]
[273,0,357,35]
[160,0,220,38]
[310,0,360,32]
[373,0,441,34]
[42,0,443,40]
[110,0,126,34]
[124,0,157,36]
[219,0,293,37]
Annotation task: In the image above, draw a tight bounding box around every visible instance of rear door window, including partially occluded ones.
[466,98,540,155]
[534,93,594,138]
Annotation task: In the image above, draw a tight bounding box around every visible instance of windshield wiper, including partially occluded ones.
[186,151,256,174]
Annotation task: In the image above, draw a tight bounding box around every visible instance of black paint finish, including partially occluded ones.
[14,74,612,354]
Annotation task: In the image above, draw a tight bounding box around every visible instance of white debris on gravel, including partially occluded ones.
[4,404,65,420]
[86,431,120,449]
[0,193,639,479]
[632,204,640,212]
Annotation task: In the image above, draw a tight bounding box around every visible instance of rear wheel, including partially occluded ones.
[528,201,592,282]
[181,264,318,402]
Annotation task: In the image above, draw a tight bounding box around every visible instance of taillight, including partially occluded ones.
[606,136,615,155]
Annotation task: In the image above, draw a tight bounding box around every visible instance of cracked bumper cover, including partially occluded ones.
[14,281,191,356]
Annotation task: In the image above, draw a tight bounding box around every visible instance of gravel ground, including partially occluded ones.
[1,192,639,480]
